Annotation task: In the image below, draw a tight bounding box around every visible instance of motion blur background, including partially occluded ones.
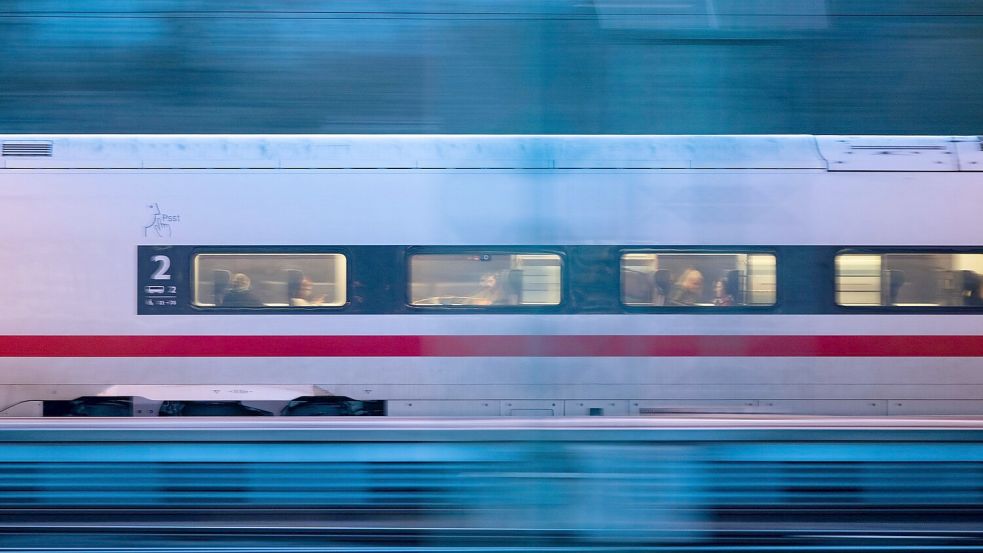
[2,0,982,134]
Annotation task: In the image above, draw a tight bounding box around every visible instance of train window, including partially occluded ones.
[409,253,562,307]
[193,253,347,308]
[621,252,776,307]
[835,253,983,307]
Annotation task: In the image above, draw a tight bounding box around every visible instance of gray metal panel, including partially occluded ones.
[756,400,888,416]
[563,400,630,416]
[817,135,968,171]
[889,400,983,416]
[0,134,828,170]
[632,399,759,415]
[0,401,42,417]
[502,400,561,416]
[11,134,981,171]
[551,135,825,169]
[634,398,949,417]
[386,400,500,416]
[956,139,983,171]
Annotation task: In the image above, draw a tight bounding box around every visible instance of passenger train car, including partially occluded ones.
[0,134,981,417]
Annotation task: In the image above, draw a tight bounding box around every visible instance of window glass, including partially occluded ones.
[836,253,983,307]
[193,253,346,308]
[410,253,562,306]
[621,252,776,307]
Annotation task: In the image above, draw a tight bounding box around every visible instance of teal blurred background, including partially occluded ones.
[1,0,982,134]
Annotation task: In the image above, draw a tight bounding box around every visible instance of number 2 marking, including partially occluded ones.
[150,255,172,280]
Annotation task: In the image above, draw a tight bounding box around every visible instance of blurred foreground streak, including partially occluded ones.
[1,1,983,133]
[1,418,982,551]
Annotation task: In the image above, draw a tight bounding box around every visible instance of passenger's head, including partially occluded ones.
[297,278,314,299]
[678,268,704,294]
[714,277,727,298]
[479,273,498,289]
[964,271,982,300]
[230,273,251,291]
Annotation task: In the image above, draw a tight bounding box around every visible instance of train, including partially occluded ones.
[0,134,981,417]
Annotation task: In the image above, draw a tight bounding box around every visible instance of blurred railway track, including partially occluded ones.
[0,418,982,550]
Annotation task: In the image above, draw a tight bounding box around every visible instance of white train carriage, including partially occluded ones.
[0,134,981,416]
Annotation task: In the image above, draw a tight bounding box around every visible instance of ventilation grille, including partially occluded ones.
[2,141,53,157]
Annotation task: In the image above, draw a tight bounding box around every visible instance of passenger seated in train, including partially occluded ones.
[886,270,906,306]
[288,275,325,306]
[712,276,735,306]
[220,273,263,307]
[651,270,671,306]
[466,271,517,306]
[466,273,498,305]
[963,271,983,307]
[621,269,671,306]
[669,268,704,306]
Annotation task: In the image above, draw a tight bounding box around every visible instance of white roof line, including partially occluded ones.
[1,135,978,171]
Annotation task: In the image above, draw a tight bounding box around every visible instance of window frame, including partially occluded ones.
[618,247,781,312]
[833,247,983,312]
[190,247,351,312]
[405,247,567,312]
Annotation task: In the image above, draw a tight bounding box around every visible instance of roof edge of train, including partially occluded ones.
[1,134,980,171]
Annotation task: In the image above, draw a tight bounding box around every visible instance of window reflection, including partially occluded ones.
[621,253,776,307]
[193,253,347,308]
[409,253,562,307]
[836,253,983,307]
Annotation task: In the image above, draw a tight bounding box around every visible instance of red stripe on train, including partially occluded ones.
[0,335,981,357]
